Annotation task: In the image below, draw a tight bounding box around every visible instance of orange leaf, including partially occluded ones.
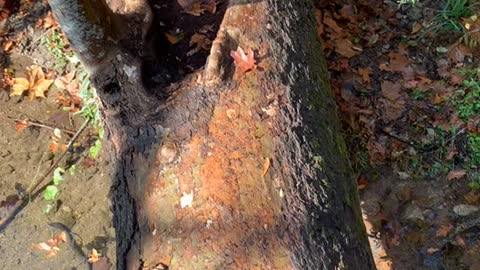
[230,47,256,74]
[187,33,211,56]
[88,248,101,263]
[436,224,453,237]
[15,120,30,133]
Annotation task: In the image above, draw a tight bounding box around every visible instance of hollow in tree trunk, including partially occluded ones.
[48,0,375,269]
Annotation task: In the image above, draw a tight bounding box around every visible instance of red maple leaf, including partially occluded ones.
[230,46,256,74]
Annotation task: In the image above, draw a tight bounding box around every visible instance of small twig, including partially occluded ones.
[378,127,418,148]
[0,115,77,135]
[0,118,91,231]
[30,28,53,47]
[29,118,91,194]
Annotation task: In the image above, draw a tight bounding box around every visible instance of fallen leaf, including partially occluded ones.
[88,248,101,263]
[427,248,440,254]
[31,231,67,257]
[357,67,371,83]
[187,33,211,56]
[10,66,54,99]
[262,158,271,177]
[334,38,360,58]
[381,81,403,101]
[14,120,30,133]
[165,31,184,44]
[230,47,256,74]
[436,224,453,237]
[183,2,206,16]
[447,169,467,181]
[42,11,58,29]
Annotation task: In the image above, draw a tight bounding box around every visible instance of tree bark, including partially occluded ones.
[48,0,375,269]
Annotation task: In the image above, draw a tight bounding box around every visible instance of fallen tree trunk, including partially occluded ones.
[48,0,375,269]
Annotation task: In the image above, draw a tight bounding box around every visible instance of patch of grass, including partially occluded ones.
[467,133,480,166]
[411,87,427,100]
[75,69,104,159]
[429,0,476,34]
[41,30,73,72]
[453,68,480,120]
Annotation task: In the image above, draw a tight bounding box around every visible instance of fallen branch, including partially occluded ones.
[0,115,77,135]
[0,118,91,231]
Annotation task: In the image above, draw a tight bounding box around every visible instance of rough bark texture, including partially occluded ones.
[49,0,375,269]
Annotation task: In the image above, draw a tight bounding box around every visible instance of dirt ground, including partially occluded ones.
[1,0,480,270]
[0,1,115,269]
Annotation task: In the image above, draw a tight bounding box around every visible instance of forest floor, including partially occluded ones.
[0,0,479,270]
[320,0,480,269]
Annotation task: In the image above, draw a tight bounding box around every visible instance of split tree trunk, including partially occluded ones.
[48,0,375,269]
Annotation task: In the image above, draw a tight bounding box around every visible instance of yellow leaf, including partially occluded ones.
[262,158,271,176]
[9,66,53,99]
[88,248,101,263]
[32,78,54,99]
[10,78,29,96]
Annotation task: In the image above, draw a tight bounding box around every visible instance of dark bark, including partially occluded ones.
[48,0,375,269]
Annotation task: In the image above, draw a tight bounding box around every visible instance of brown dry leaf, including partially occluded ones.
[367,137,386,162]
[464,191,480,204]
[184,2,206,16]
[187,33,211,56]
[381,81,402,101]
[10,65,53,99]
[323,14,344,36]
[357,67,371,83]
[88,248,101,263]
[436,224,453,237]
[165,31,184,45]
[334,38,361,58]
[42,11,58,29]
[262,158,270,177]
[379,50,412,79]
[230,46,256,74]
[447,169,467,181]
[55,70,80,97]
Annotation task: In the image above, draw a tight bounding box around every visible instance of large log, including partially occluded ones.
[48,0,375,269]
